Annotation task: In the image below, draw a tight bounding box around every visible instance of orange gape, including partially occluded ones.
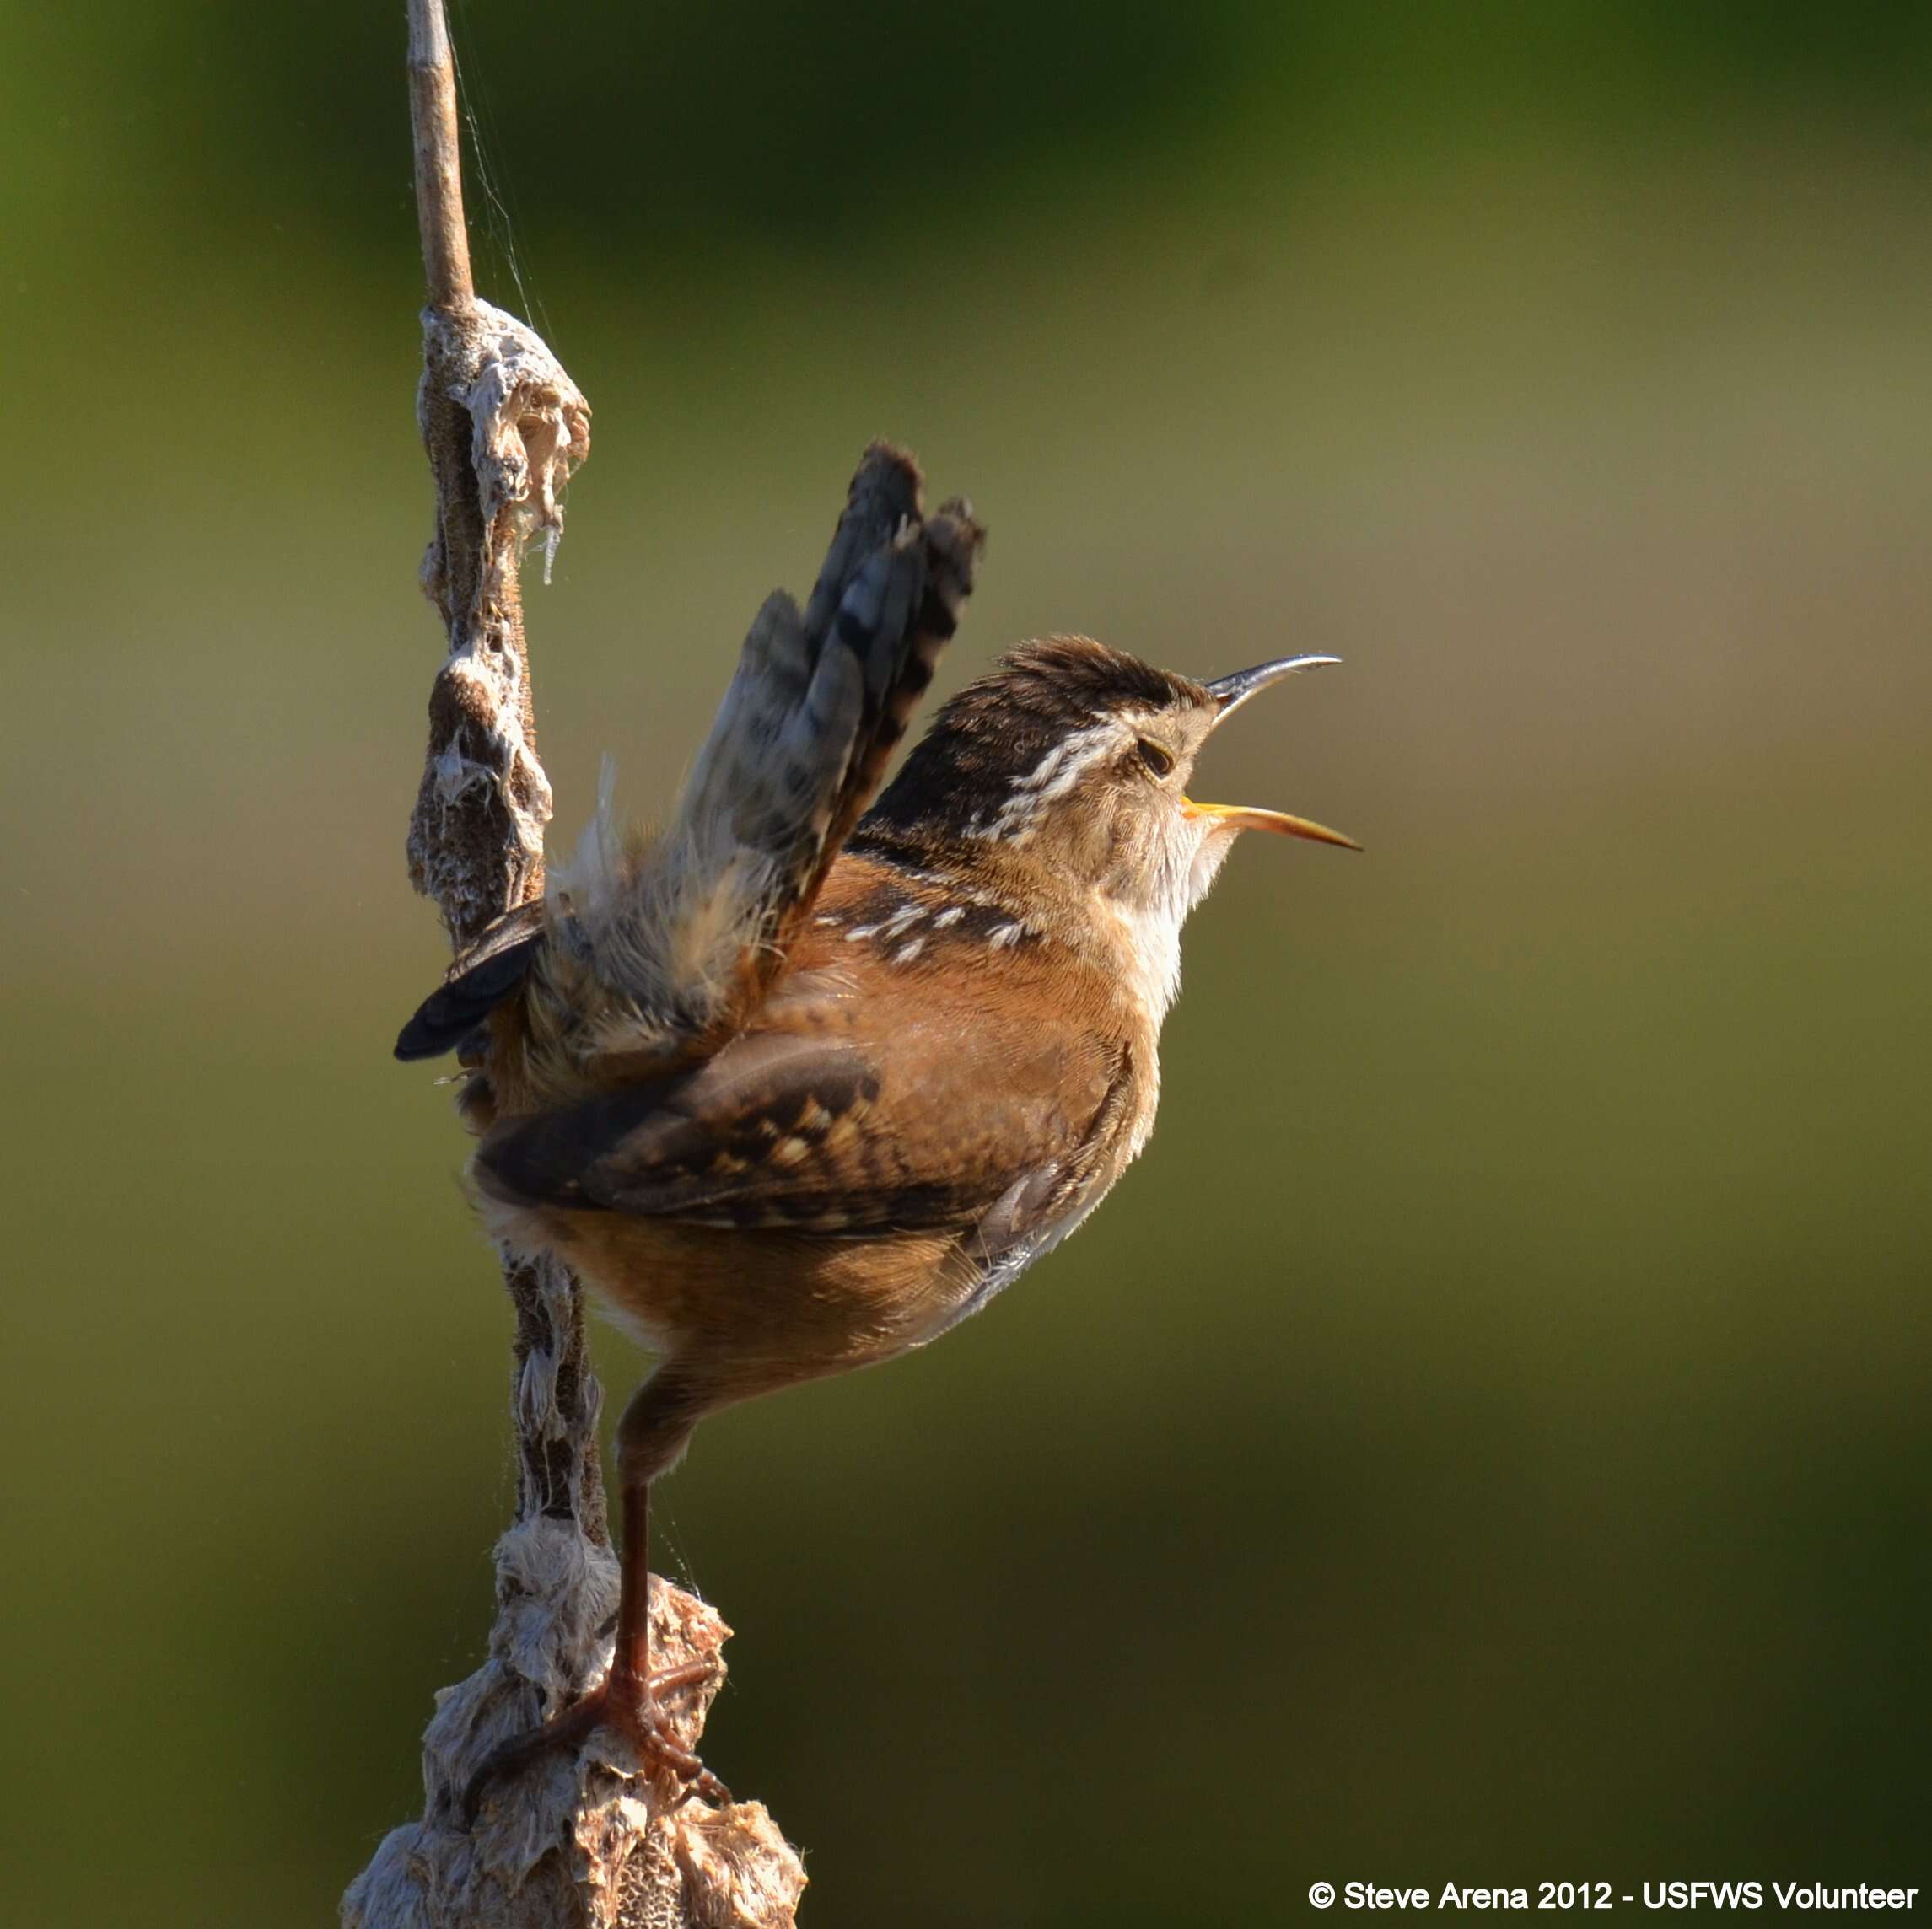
[398,442,1355,1819]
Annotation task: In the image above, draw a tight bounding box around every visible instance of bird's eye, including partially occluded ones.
[1134,738,1176,779]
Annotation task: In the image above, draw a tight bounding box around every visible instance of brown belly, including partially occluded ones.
[482,1190,971,1387]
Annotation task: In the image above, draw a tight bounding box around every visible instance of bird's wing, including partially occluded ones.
[395,443,981,1063]
[394,900,547,1061]
[476,974,1127,1238]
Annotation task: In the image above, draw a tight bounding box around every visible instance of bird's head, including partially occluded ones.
[865,635,1356,934]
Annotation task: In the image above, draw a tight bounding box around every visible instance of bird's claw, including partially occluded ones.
[461,1659,729,1827]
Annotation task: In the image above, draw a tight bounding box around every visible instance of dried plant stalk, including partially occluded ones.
[343,7,805,1924]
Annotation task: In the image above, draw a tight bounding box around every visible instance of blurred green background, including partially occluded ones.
[5,3,1929,1922]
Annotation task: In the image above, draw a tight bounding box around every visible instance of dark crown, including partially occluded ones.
[856,637,1208,843]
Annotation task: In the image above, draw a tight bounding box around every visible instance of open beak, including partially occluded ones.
[1181,799,1361,850]
[1205,653,1342,718]
[1185,654,1359,851]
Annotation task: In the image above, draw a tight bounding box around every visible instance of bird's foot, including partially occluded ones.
[461,1659,730,1826]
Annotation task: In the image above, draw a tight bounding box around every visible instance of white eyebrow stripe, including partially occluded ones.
[973,722,1126,844]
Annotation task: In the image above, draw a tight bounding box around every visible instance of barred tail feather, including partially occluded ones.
[552,442,982,1060]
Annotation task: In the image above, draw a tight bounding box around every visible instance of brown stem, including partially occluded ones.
[343,5,804,1924]
[406,0,473,311]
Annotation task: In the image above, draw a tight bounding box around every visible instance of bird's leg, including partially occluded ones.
[462,1372,729,1825]
[599,1467,733,1798]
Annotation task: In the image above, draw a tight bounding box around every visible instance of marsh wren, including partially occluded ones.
[397,443,1356,1816]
